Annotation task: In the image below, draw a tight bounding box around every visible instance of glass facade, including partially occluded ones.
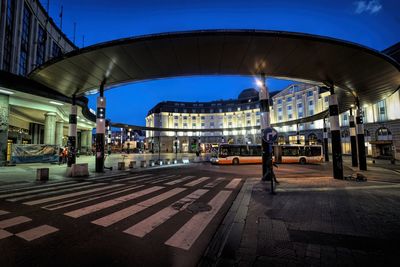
[3,0,15,71]
[19,4,32,75]
[36,25,46,66]
[52,41,62,58]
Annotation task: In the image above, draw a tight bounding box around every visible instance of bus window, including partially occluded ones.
[219,147,229,157]
[229,146,241,156]
[241,146,250,156]
[249,146,262,156]
[310,146,322,156]
[282,146,299,156]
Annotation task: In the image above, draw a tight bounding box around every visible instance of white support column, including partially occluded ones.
[44,113,56,145]
[67,102,77,167]
[55,121,64,147]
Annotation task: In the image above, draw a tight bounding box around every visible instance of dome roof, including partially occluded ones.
[238,88,258,100]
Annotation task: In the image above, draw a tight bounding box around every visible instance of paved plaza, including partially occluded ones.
[0,159,399,266]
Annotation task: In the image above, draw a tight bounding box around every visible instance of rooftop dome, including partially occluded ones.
[238,88,258,100]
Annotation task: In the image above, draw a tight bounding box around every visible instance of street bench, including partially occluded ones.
[118,162,125,170]
[140,160,147,168]
[70,163,89,177]
[36,168,49,181]
[129,161,136,169]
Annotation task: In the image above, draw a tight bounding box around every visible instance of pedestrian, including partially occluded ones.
[62,146,68,164]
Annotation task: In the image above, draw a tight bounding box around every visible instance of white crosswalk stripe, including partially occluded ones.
[43,185,145,211]
[124,189,209,238]
[165,190,232,250]
[64,186,164,218]
[92,187,187,227]
[184,177,210,187]
[0,216,32,229]
[165,176,195,185]
[0,182,91,199]
[204,177,225,188]
[0,229,13,240]
[7,182,103,202]
[149,175,180,184]
[0,180,77,194]
[16,225,58,241]
[225,178,242,189]
[111,174,154,182]
[0,210,10,216]
[23,183,124,206]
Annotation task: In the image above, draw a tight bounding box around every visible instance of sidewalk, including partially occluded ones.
[202,162,400,266]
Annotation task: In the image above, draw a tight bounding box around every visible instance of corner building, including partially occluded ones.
[146,83,400,160]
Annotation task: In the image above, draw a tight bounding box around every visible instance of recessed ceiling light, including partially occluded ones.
[49,101,64,106]
[0,89,14,95]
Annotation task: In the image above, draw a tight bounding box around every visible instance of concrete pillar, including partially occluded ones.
[87,130,93,152]
[95,82,106,172]
[349,108,358,167]
[328,86,343,179]
[0,94,10,166]
[44,113,57,145]
[67,98,77,167]
[356,100,367,170]
[55,121,64,146]
[259,74,273,181]
[323,118,329,162]
[81,130,88,151]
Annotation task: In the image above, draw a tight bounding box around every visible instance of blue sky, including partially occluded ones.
[42,0,400,125]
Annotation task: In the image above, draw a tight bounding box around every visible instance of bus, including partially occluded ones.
[210,144,323,165]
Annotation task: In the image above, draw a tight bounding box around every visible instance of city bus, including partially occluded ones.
[210,144,323,165]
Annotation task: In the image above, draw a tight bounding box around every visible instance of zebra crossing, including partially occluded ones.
[0,172,243,250]
[0,210,59,242]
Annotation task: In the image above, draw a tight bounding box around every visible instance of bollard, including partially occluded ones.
[149,160,155,167]
[165,159,171,165]
[70,163,89,177]
[36,168,49,181]
[118,162,125,170]
[182,157,189,164]
[140,160,147,168]
[157,160,163,166]
[129,161,136,169]
[173,159,178,164]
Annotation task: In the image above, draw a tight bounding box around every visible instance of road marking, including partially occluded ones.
[165,176,195,185]
[0,216,32,229]
[43,185,145,211]
[0,182,91,199]
[0,210,9,216]
[0,180,77,193]
[0,229,13,240]
[6,182,99,202]
[184,177,210,187]
[204,178,225,188]
[124,189,209,238]
[276,183,400,192]
[149,175,179,184]
[23,183,123,206]
[16,225,58,241]
[64,186,164,218]
[225,178,242,189]
[111,174,154,182]
[165,190,232,250]
[92,187,187,227]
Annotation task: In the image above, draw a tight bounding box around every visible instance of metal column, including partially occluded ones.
[328,86,343,179]
[67,95,77,167]
[323,118,329,162]
[259,74,272,181]
[296,123,300,144]
[356,99,367,170]
[349,108,358,167]
[95,82,106,173]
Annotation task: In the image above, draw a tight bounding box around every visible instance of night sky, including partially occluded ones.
[42,0,399,125]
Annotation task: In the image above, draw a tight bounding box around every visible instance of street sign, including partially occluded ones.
[262,127,278,143]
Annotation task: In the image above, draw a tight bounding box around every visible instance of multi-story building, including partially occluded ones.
[0,1,94,164]
[146,82,400,160]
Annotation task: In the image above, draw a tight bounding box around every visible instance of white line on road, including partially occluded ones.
[16,225,58,241]
[43,185,145,211]
[0,229,13,240]
[165,176,195,185]
[165,190,232,250]
[111,174,155,182]
[0,210,9,216]
[124,189,209,238]
[184,177,210,187]
[64,186,164,218]
[149,175,180,184]
[0,182,91,199]
[224,178,242,189]
[0,180,77,194]
[23,183,123,206]
[204,178,225,188]
[7,182,101,202]
[92,187,187,227]
[0,216,32,229]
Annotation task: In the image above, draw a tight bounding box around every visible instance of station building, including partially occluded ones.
[0,0,95,165]
[146,82,400,160]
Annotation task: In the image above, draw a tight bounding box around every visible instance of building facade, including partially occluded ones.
[0,0,95,165]
[0,0,76,75]
[146,83,400,160]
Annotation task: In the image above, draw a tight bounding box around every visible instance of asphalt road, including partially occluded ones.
[0,163,251,267]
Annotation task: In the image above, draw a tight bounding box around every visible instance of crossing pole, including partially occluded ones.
[95,81,106,172]
[67,95,77,167]
[328,86,343,179]
[349,107,358,167]
[323,117,329,162]
[258,74,272,181]
[356,98,367,170]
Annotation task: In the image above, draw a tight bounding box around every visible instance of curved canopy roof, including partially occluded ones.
[29,30,400,112]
